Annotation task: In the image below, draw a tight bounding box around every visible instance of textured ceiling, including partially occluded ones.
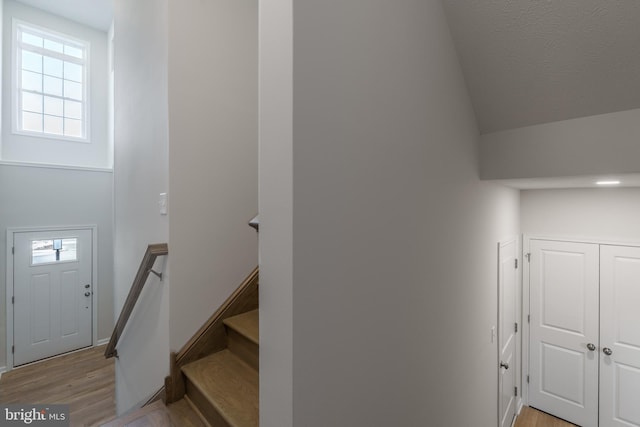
[15,0,113,31]
[442,0,640,134]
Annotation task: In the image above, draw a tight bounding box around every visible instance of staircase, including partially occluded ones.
[103,308,259,427]
[176,309,259,426]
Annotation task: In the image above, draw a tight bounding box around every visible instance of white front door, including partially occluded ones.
[600,245,640,427]
[499,239,518,427]
[13,229,93,366]
[529,240,599,427]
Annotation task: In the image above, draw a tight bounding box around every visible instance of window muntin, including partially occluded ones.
[14,22,89,141]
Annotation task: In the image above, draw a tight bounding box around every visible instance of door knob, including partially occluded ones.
[587,343,596,351]
[500,361,509,370]
[84,292,91,297]
[603,347,613,356]
[85,284,91,289]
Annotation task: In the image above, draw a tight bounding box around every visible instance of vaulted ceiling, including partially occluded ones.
[15,0,640,139]
[442,0,640,134]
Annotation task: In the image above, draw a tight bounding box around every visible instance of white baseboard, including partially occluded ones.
[0,366,6,379]
[96,338,109,346]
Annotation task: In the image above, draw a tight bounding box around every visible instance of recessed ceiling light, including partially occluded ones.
[595,180,621,186]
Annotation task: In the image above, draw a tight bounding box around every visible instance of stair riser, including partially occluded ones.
[185,377,231,427]
[226,328,259,371]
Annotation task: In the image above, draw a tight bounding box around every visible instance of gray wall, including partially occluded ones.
[259,0,521,425]
[480,108,640,180]
[167,0,258,353]
[521,188,640,243]
[113,0,169,413]
[0,164,113,370]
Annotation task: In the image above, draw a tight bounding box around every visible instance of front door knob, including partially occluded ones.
[587,343,596,351]
[603,347,613,356]
[500,361,509,370]
[84,292,91,297]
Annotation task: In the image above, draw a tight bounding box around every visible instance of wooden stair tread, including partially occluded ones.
[223,309,259,345]
[166,398,207,427]
[182,350,258,427]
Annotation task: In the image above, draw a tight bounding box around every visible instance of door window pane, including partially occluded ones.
[31,238,78,264]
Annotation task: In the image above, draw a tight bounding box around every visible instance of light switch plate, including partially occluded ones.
[159,193,168,215]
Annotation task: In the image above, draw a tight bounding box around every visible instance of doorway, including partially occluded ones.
[6,226,97,368]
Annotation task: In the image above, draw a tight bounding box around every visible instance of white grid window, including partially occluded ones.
[15,22,89,141]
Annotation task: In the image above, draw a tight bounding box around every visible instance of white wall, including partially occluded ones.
[1,0,110,169]
[167,0,258,352]
[259,0,521,426]
[480,109,640,180]
[521,188,640,243]
[113,0,169,414]
[0,163,113,370]
[258,0,293,424]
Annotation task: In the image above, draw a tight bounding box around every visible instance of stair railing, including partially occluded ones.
[105,243,169,359]
[249,214,259,232]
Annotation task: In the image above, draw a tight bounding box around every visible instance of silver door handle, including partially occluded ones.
[500,361,509,370]
[587,343,596,351]
[84,292,91,297]
[603,347,613,356]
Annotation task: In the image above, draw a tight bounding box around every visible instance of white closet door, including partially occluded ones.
[529,240,599,427]
[600,245,640,427]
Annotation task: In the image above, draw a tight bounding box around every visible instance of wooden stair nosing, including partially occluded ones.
[223,309,259,345]
[226,328,259,372]
[166,397,209,427]
[182,349,258,427]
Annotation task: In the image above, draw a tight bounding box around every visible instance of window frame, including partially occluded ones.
[12,19,91,143]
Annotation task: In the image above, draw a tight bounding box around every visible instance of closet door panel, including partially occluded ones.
[529,240,599,427]
[600,245,640,427]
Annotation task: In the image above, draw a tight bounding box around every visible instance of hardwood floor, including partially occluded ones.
[515,406,579,427]
[0,345,115,426]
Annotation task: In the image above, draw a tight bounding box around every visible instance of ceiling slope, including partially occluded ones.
[443,0,640,134]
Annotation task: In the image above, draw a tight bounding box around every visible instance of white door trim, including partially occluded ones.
[5,225,98,371]
[521,234,640,408]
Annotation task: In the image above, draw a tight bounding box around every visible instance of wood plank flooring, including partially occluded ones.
[515,406,579,427]
[0,345,115,426]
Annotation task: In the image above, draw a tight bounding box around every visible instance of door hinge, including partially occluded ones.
[525,252,531,262]
[527,314,530,323]
[12,246,14,255]
[527,375,530,383]
[12,345,14,354]
[12,296,14,304]
[515,258,518,269]
[515,322,518,333]
[515,386,518,396]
